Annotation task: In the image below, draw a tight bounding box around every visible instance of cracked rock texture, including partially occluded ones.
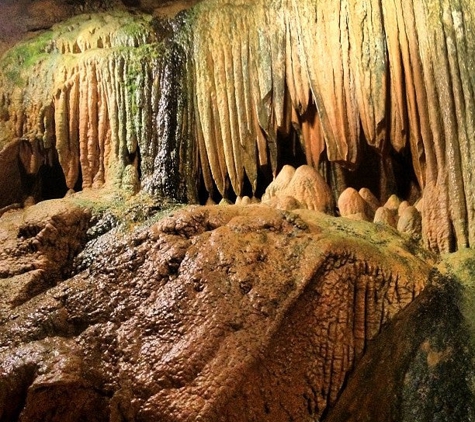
[324,253,475,422]
[0,202,432,421]
[1,0,475,420]
[0,200,90,320]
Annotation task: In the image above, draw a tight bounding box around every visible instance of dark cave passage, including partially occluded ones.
[196,128,421,207]
[18,145,84,204]
[37,150,69,201]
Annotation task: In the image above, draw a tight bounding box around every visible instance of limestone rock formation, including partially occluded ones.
[1,0,475,420]
[324,251,475,422]
[397,205,422,239]
[0,201,432,421]
[2,0,475,252]
[358,187,380,214]
[0,10,195,207]
[262,165,334,213]
[374,206,398,228]
[0,199,90,320]
[187,0,475,254]
[337,187,371,221]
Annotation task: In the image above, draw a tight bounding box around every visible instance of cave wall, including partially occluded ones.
[1,0,475,253]
[187,0,475,254]
[0,11,196,205]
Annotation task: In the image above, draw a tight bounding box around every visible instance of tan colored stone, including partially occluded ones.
[359,187,380,213]
[384,194,401,211]
[264,195,302,211]
[397,205,422,238]
[262,165,296,202]
[262,165,334,214]
[281,165,334,213]
[398,200,411,216]
[374,206,398,228]
[338,187,371,221]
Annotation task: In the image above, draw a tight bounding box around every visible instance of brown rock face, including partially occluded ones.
[323,264,475,422]
[0,203,432,421]
[0,200,90,318]
[0,0,473,420]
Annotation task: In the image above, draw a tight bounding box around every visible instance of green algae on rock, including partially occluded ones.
[324,252,475,422]
[0,11,195,206]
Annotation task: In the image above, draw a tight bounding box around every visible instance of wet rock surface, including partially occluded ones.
[0,201,433,421]
[4,0,475,251]
[0,200,90,320]
[324,265,475,422]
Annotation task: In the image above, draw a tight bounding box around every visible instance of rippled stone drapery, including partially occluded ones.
[0,12,196,203]
[189,0,475,253]
[1,0,475,252]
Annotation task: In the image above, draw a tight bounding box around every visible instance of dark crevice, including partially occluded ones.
[276,125,307,174]
[74,165,83,193]
[135,146,142,181]
[38,150,69,201]
[255,162,273,199]
[240,172,253,199]
[0,364,37,422]
[341,141,383,199]
[389,145,421,202]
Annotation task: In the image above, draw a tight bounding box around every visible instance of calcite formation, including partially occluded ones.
[0,201,432,421]
[324,267,475,422]
[1,0,475,253]
[0,199,90,320]
[262,164,334,213]
[188,0,475,253]
[0,11,195,207]
[1,0,475,420]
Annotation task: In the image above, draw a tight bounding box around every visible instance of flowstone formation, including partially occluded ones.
[2,0,475,252]
[187,0,475,254]
[2,0,475,420]
[0,200,433,421]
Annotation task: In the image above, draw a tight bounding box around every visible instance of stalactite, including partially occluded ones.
[187,0,475,252]
[0,11,194,203]
[2,0,475,251]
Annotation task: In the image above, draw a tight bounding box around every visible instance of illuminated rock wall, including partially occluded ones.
[0,12,195,203]
[188,0,475,253]
[1,0,475,253]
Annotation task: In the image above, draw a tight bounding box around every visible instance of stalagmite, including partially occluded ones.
[338,188,371,221]
[262,164,295,202]
[384,194,401,212]
[398,200,411,216]
[374,207,397,228]
[263,165,334,214]
[359,187,380,217]
[397,205,422,238]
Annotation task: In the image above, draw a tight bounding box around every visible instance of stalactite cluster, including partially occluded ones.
[188,0,475,253]
[1,0,475,252]
[0,12,194,204]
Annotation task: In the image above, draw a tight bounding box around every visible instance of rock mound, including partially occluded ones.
[0,202,431,421]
